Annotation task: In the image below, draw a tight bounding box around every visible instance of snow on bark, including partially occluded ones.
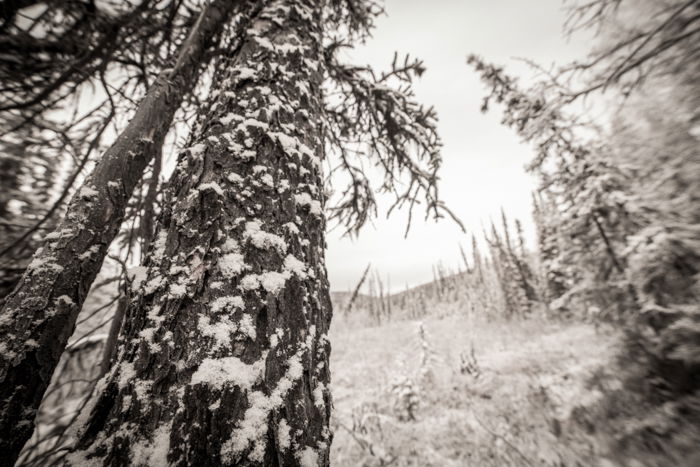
[70,2,333,465]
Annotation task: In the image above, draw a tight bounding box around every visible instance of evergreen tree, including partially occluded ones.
[69,4,333,463]
[531,191,569,305]
[0,2,240,462]
[468,55,634,317]
[470,0,700,460]
[500,210,535,313]
[59,0,448,464]
[0,0,203,305]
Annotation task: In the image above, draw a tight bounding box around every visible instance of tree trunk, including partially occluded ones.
[0,2,237,463]
[70,1,333,465]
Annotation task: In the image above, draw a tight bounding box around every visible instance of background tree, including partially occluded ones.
[0,0,206,300]
[0,1,243,462]
[531,191,570,308]
[469,0,699,461]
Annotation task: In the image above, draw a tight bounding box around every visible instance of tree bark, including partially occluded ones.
[70,1,333,465]
[0,2,238,463]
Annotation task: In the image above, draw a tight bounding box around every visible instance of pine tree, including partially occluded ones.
[0,2,239,462]
[64,0,450,464]
[531,191,569,306]
[68,5,332,464]
[470,0,700,459]
[468,55,633,317]
[470,234,484,284]
[0,0,201,305]
[500,210,534,314]
[486,221,517,316]
[2,0,452,462]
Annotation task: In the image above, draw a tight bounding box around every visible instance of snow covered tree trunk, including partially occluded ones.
[69,2,333,465]
[0,3,236,464]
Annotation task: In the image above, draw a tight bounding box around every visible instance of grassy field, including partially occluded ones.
[329,313,620,466]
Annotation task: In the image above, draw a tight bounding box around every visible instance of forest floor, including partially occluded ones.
[329,313,621,466]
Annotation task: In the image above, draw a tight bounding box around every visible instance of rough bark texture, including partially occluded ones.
[70,1,333,465]
[0,2,236,463]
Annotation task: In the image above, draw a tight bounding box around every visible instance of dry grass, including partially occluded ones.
[329,313,619,466]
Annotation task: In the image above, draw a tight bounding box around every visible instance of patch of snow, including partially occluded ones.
[128,266,149,290]
[243,221,287,252]
[238,314,256,340]
[79,185,99,198]
[297,447,319,467]
[78,244,101,260]
[199,181,225,196]
[219,252,247,278]
[294,193,322,215]
[198,315,237,350]
[312,383,326,410]
[144,274,165,295]
[152,231,168,260]
[227,173,244,184]
[44,231,61,241]
[237,67,258,80]
[221,113,243,126]
[278,419,291,451]
[259,271,289,294]
[118,362,136,389]
[284,222,299,234]
[169,283,187,298]
[56,295,74,306]
[221,351,303,462]
[28,255,63,274]
[211,296,244,313]
[190,355,265,390]
[131,423,171,467]
[240,118,269,131]
[254,36,274,50]
[187,143,207,157]
[239,275,260,291]
[283,254,307,278]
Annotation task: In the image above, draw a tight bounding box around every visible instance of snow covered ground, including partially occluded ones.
[329,314,618,466]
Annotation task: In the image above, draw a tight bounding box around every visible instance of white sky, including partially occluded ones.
[325,0,593,292]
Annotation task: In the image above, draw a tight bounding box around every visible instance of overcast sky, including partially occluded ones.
[325,0,594,292]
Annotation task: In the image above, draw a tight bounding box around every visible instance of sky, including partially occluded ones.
[325,0,594,292]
